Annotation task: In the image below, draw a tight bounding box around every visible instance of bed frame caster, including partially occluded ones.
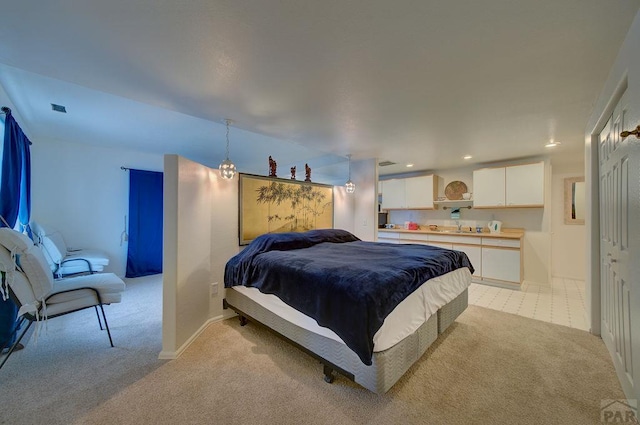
[238,315,248,326]
[323,365,335,384]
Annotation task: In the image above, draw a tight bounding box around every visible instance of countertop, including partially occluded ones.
[378,227,524,240]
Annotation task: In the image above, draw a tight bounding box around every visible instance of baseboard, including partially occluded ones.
[158,314,225,360]
[473,277,522,291]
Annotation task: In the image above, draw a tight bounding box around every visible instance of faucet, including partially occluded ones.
[456,221,461,232]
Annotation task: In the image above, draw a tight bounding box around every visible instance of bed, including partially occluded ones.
[223,229,473,393]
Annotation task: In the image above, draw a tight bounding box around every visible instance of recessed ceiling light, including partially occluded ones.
[463,155,472,160]
[545,140,561,148]
[406,163,414,168]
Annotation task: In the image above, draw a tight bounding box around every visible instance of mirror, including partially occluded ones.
[564,177,585,225]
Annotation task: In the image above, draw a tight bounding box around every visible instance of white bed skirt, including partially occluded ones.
[230,267,471,352]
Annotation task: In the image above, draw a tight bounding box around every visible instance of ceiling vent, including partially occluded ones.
[378,160,396,167]
[51,103,67,113]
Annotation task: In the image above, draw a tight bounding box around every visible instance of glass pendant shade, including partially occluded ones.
[219,158,237,180]
[345,154,355,193]
[219,118,237,180]
[345,180,356,193]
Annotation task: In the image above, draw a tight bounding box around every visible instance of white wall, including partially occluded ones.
[550,160,585,279]
[333,186,355,233]
[352,158,378,241]
[161,154,239,358]
[31,139,163,276]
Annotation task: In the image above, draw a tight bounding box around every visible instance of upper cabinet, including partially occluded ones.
[472,167,506,207]
[381,175,438,210]
[473,162,545,208]
[381,179,406,209]
[505,162,544,206]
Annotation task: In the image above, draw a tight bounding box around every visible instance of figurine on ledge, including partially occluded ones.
[304,163,311,182]
[268,156,277,177]
[290,166,296,180]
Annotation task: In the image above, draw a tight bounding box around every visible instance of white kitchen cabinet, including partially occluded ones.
[481,247,521,283]
[405,175,436,209]
[381,179,405,209]
[472,167,505,207]
[380,175,437,210]
[453,244,481,277]
[426,242,453,249]
[505,162,544,206]
[473,162,544,208]
[377,231,401,244]
[376,230,522,286]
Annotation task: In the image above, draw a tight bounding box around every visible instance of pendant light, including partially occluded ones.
[219,119,237,180]
[345,154,355,193]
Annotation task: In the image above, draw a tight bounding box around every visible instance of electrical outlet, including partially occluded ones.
[210,282,219,297]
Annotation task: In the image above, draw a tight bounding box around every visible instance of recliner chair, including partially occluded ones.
[30,221,110,277]
[0,228,125,370]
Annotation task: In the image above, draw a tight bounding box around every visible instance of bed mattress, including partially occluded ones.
[230,266,471,352]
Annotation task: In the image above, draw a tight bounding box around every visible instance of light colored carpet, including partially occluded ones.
[0,276,624,425]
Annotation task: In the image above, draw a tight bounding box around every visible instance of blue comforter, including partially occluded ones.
[224,229,473,365]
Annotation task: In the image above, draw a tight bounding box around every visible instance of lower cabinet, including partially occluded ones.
[377,232,401,244]
[481,247,521,283]
[453,244,481,278]
[377,231,523,286]
[425,242,452,249]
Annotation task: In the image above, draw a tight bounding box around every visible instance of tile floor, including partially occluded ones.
[468,277,589,331]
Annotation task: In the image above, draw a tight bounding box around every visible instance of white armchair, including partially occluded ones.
[30,221,110,277]
[0,228,125,370]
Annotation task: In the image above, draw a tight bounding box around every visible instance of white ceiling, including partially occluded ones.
[0,0,638,182]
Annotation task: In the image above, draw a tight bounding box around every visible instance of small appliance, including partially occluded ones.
[378,212,388,229]
[487,220,502,233]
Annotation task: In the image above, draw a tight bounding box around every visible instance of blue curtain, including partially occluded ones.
[0,110,31,349]
[0,111,31,229]
[126,169,163,278]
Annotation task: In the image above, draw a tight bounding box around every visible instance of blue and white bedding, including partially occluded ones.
[224,229,474,365]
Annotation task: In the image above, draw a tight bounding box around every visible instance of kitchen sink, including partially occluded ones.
[433,229,475,234]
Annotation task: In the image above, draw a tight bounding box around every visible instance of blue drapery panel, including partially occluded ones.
[0,111,31,347]
[126,169,163,278]
[0,111,31,230]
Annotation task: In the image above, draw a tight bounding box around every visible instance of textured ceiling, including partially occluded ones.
[0,0,638,181]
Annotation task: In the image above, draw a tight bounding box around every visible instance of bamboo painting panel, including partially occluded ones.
[239,174,334,245]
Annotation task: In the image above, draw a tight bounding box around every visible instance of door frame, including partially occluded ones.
[585,73,628,336]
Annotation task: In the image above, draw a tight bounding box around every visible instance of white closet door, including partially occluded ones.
[598,89,639,403]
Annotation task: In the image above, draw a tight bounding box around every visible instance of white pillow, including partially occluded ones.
[16,246,54,300]
[0,245,37,311]
[0,228,33,252]
[30,220,46,244]
[40,234,64,265]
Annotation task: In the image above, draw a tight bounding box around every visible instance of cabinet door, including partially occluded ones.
[505,162,544,206]
[426,242,453,250]
[405,175,435,209]
[472,168,505,207]
[481,247,521,283]
[453,244,481,278]
[381,179,405,209]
